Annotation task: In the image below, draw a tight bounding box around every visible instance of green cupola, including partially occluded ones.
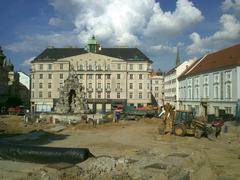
[86,35,100,53]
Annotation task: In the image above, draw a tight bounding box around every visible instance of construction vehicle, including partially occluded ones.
[173,110,224,140]
[123,105,158,120]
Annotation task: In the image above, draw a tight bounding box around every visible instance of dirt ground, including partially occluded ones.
[0,115,240,180]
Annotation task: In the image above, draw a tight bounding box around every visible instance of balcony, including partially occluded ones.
[96,87,103,92]
[106,88,111,92]
[87,87,93,92]
[115,88,122,92]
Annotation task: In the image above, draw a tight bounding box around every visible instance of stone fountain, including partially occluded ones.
[40,65,89,124]
[54,65,89,114]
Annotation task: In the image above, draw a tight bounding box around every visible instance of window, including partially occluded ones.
[106,64,111,70]
[31,91,34,98]
[155,87,158,91]
[155,93,158,98]
[139,83,142,89]
[147,83,150,89]
[39,91,43,98]
[60,64,63,70]
[117,64,121,70]
[225,71,232,81]
[155,80,158,84]
[117,92,120,99]
[39,74,43,79]
[117,74,121,79]
[107,92,110,99]
[88,83,92,88]
[225,107,232,114]
[147,92,151,99]
[48,74,52,79]
[203,75,209,84]
[88,92,92,99]
[48,83,51,89]
[214,85,219,99]
[97,64,101,70]
[129,74,133,79]
[139,92,142,99]
[204,85,208,98]
[107,83,111,89]
[214,73,219,83]
[32,83,34,89]
[79,64,83,70]
[139,74,143,79]
[106,74,111,79]
[129,92,133,99]
[88,64,93,70]
[32,74,34,79]
[129,64,133,70]
[129,83,133,89]
[39,64,43,70]
[97,92,101,99]
[98,83,101,88]
[139,64,143,70]
[48,92,51,98]
[97,74,102,79]
[39,83,43,89]
[60,83,63,88]
[117,83,120,88]
[88,74,93,79]
[60,74,63,79]
[48,64,52,70]
[226,84,231,99]
[79,74,83,79]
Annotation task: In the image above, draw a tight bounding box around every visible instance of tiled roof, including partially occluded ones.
[32,47,151,62]
[179,43,240,78]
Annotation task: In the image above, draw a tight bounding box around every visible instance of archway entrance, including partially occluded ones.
[68,89,76,112]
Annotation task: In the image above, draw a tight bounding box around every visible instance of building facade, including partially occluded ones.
[150,73,164,107]
[164,59,195,108]
[30,37,153,113]
[178,44,240,117]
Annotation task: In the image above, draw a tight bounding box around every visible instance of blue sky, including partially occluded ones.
[0,0,240,73]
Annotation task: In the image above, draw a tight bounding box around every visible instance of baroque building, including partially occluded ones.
[30,36,153,113]
[0,47,30,111]
[178,44,240,117]
[164,49,195,109]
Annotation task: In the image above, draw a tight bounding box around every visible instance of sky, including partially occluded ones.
[0,0,240,73]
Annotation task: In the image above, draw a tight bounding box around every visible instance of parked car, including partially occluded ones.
[8,106,25,115]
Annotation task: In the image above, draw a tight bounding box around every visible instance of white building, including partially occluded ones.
[18,72,30,89]
[164,59,195,108]
[30,36,153,113]
[150,73,164,107]
[178,44,240,117]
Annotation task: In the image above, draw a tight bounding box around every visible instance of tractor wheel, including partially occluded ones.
[194,128,203,138]
[215,127,222,137]
[174,124,186,136]
[207,128,217,141]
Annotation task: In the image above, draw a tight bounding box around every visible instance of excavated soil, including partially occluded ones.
[0,115,240,180]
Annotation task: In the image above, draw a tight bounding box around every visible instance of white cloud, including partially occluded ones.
[48,17,62,26]
[6,0,204,71]
[144,0,203,36]
[21,56,35,67]
[222,0,240,14]
[187,14,240,55]
[48,0,203,46]
[5,32,80,53]
[150,44,177,53]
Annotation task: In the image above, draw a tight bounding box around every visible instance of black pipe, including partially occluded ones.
[0,142,94,164]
